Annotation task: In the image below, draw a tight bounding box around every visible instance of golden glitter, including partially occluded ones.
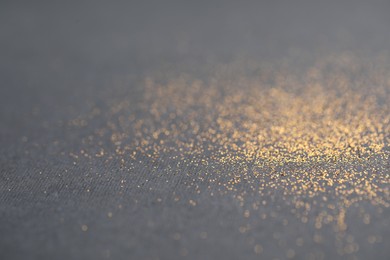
[286,249,295,258]
[337,209,347,232]
[188,200,197,206]
[69,53,390,256]
[81,225,88,232]
[296,237,304,247]
[254,244,263,254]
[367,235,376,244]
[239,226,247,234]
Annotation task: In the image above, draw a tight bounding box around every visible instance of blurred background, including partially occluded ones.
[1,0,390,136]
[1,0,390,128]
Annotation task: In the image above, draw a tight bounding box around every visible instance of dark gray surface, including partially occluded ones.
[1,1,390,260]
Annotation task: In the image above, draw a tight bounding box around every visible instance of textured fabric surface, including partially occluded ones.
[1,1,390,260]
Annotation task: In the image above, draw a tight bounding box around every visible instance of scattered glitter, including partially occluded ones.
[68,53,390,258]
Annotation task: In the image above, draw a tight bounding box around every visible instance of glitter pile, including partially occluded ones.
[69,53,389,257]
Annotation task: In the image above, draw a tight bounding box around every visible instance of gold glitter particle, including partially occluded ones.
[81,225,88,232]
[286,249,295,258]
[363,214,370,225]
[313,234,323,244]
[189,200,197,206]
[337,209,347,232]
[367,235,376,244]
[254,244,263,254]
[296,237,304,247]
[239,226,247,234]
